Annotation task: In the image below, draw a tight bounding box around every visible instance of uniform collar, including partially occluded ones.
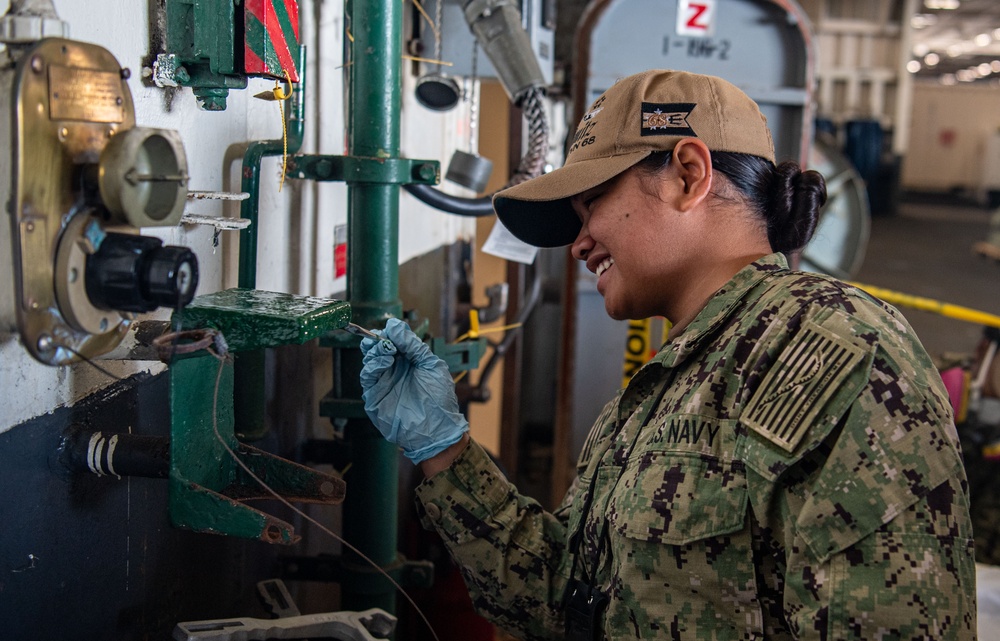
[651,253,788,369]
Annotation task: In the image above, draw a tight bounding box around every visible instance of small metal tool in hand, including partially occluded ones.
[345,322,381,340]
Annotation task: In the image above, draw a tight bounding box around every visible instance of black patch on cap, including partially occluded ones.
[641,102,696,137]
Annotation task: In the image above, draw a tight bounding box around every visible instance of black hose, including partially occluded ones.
[406,87,549,217]
[404,183,495,216]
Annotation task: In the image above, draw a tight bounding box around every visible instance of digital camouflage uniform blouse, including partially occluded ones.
[415,253,977,640]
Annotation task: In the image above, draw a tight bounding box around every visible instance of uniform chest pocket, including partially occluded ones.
[608,453,749,545]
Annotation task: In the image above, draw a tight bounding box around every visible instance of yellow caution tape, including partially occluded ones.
[849,282,1000,330]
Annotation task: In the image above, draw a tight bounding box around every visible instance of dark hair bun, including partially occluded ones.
[767,162,826,253]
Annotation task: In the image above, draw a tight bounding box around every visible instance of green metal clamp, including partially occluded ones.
[161,0,246,110]
[287,155,439,185]
[431,336,489,373]
[161,0,301,111]
[168,289,352,544]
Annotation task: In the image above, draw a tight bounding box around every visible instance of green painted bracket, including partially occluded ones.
[169,289,352,543]
[177,288,352,352]
[165,0,236,76]
[162,0,248,110]
[287,155,440,185]
[431,336,489,373]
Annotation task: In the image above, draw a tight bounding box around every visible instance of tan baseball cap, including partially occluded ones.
[493,69,776,247]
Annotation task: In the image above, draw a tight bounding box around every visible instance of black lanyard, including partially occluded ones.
[564,376,672,596]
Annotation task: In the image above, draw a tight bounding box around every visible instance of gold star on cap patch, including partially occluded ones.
[641,102,696,137]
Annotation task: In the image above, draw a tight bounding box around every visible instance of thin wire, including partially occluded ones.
[207,352,441,641]
[64,326,441,640]
[410,0,439,41]
[432,0,443,72]
[63,345,125,381]
[278,97,288,192]
[469,40,479,154]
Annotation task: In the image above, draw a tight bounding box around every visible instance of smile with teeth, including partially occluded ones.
[596,257,614,278]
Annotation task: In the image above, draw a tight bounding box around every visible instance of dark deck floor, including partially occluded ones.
[853,196,1000,362]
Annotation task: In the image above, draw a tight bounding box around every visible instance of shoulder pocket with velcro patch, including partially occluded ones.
[740,313,877,479]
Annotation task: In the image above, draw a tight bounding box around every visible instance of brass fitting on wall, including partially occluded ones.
[8,38,194,365]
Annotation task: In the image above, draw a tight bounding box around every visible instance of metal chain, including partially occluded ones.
[469,40,479,151]
[433,0,443,71]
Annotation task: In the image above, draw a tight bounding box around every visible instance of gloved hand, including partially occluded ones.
[359,318,469,464]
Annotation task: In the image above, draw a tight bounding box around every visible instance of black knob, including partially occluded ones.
[143,245,198,306]
[85,232,199,313]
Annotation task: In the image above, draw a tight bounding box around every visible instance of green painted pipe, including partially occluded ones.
[235,47,307,441]
[340,0,404,614]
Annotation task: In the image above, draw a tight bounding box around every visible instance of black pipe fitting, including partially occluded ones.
[61,426,170,479]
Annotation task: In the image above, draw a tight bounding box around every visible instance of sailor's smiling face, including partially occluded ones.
[569,156,702,323]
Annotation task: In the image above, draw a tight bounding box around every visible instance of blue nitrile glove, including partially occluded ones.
[359,318,469,464]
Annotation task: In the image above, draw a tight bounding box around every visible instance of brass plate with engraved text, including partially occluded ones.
[48,64,124,123]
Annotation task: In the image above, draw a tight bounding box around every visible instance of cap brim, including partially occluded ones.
[493,150,652,247]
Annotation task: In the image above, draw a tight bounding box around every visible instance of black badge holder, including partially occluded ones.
[564,568,611,641]
[561,379,671,641]
[562,457,611,641]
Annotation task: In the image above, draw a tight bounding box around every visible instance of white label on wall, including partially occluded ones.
[676,0,716,37]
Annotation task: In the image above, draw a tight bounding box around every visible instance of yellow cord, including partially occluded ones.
[453,322,523,344]
[271,71,293,192]
[452,308,500,342]
[401,54,453,67]
[450,310,522,380]
[469,310,481,339]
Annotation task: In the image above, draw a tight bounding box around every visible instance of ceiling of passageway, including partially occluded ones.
[908,0,1000,84]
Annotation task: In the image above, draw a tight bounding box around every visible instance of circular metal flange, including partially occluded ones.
[415,73,461,111]
[54,213,126,335]
[99,127,188,228]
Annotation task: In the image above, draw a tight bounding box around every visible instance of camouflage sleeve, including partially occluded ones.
[414,439,573,640]
[742,303,978,639]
